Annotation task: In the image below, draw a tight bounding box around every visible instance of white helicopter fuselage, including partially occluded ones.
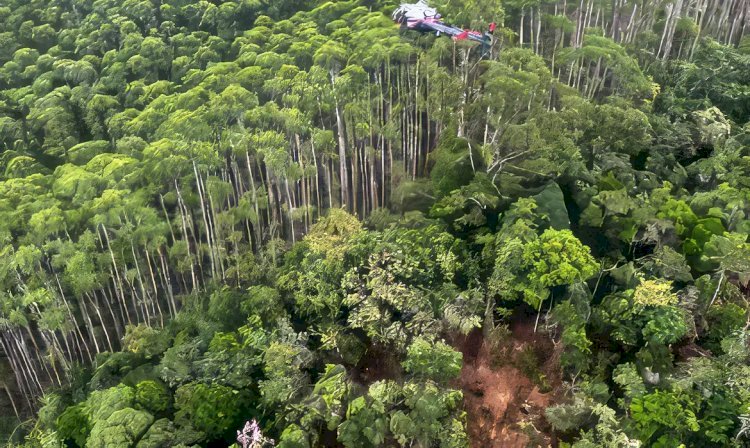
[392,0,441,24]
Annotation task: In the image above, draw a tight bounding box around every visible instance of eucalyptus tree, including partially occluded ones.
[314,40,350,210]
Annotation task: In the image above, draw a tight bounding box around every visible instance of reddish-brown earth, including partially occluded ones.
[454,317,561,448]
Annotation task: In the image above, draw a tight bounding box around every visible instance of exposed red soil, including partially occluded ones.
[453,316,562,448]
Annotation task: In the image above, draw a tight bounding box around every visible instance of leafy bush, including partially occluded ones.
[174,382,249,441]
[135,380,171,414]
[403,338,463,384]
[56,403,90,446]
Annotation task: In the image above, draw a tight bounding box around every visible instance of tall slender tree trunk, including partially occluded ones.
[192,163,218,279]
[331,71,349,210]
[101,225,134,325]
[22,326,55,385]
[309,134,322,219]
[86,293,113,352]
[2,384,19,418]
[157,248,177,316]
[174,181,198,291]
[245,151,262,250]
[51,269,92,363]
[0,336,35,409]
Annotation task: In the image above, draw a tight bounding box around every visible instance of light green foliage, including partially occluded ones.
[703,233,750,282]
[346,256,436,351]
[597,278,689,356]
[135,380,171,414]
[441,287,485,335]
[277,236,348,324]
[338,378,467,448]
[174,382,248,441]
[347,224,465,286]
[135,419,178,448]
[630,390,700,446]
[391,381,465,447]
[642,305,689,345]
[523,229,598,302]
[571,403,639,448]
[304,208,362,257]
[35,394,66,433]
[241,286,286,324]
[633,279,678,307]
[197,325,265,389]
[85,385,136,423]
[612,363,646,409]
[551,300,592,374]
[341,224,466,350]
[278,424,310,448]
[338,381,396,448]
[430,174,501,231]
[588,104,653,156]
[56,403,89,447]
[546,395,596,433]
[123,325,171,359]
[86,407,154,448]
[402,338,463,384]
[259,335,312,408]
[307,364,349,430]
[493,226,597,309]
[644,246,694,282]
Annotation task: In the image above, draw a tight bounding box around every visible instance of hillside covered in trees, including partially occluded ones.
[0,0,749,446]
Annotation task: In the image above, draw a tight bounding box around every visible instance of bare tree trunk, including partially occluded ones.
[192,162,218,278]
[309,135,322,219]
[101,224,135,325]
[205,187,226,280]
[157,248,177,316]
[11,331,44,394]
[662,0,685,59]
[284,177,296,242]
[0,336,35,409]
[244,152,262,249]
[99,287,123,341]
[535,6,542,54]
[22,326,55,385]
[174,181,198,291]
[159,194,176,244]
[78,294,100,354]
[328,157,336,210]
[332,70,349,210]
[86,292,113,352]
[2,385,19,418]
[570,0,585,46]
[132,244,163,327]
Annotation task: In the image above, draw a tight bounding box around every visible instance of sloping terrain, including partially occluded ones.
[456,317,561,447]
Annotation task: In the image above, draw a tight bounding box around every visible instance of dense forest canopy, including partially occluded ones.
[0,0,748,446]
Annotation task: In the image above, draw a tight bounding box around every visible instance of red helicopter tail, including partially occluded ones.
[454,30,469,40]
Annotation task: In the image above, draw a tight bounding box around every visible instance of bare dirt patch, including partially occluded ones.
[351,343,403,385]
[453,316,561,448]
